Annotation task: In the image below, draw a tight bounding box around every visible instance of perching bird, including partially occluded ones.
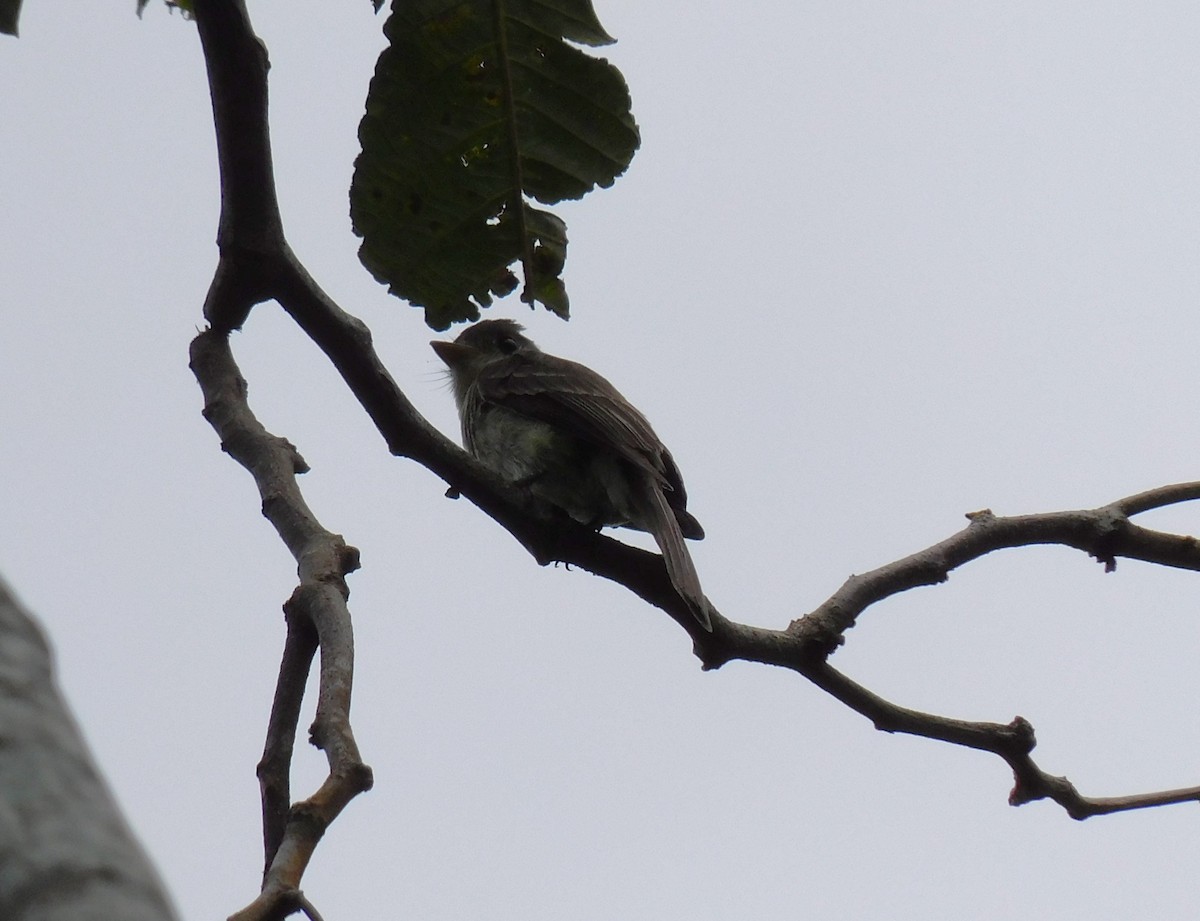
[431,319,711,630]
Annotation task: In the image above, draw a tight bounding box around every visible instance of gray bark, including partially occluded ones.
[0,576,177,921]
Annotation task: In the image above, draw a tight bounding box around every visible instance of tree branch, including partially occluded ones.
[716,493,1200,818]
[189,332,372,921]
[189,6,1200,916]
[257,604,316,872]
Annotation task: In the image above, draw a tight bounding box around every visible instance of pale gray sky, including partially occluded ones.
[4,3,1200,919]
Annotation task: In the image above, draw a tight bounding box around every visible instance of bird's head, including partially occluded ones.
[431,319,541,403]
[432,319,539,371]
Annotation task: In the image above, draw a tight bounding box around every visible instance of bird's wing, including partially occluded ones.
[476,354,673,488]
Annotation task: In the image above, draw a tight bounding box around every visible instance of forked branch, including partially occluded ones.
[189,1,1200,916]
[716,488,1200,817]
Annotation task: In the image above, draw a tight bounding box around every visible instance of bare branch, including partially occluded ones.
[697,491,1200,818]
[1111,480,1200,516]
[802,660,1200,819]
[257,604,317,870]
[189,332,372,921]
[791,495,1200,649]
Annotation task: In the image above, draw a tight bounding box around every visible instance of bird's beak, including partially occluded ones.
[430,339,475,369]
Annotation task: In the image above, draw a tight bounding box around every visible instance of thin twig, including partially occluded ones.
[258,607,317,873]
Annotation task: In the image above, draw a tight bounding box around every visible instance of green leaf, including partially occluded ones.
[351,0,639,330]
[1,0,22,37]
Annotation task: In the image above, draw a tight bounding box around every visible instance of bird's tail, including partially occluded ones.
[645,486,712,631]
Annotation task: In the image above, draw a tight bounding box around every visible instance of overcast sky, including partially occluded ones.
[4,2,1200,919]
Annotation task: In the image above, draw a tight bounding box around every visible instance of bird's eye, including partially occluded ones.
[498,337,519,354]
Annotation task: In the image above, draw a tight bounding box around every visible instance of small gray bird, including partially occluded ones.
[432,319,711,630]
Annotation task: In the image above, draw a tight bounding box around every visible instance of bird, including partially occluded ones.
[431,319,712,630]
